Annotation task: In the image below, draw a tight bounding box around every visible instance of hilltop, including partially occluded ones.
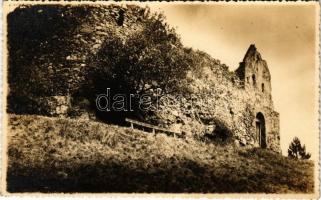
[7,114,314,193]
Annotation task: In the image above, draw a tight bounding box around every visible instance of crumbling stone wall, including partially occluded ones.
[8,95,70,117]
[154,45,281,153]
[7,4,148,116]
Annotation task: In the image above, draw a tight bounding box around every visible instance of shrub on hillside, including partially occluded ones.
[288,137,311,160]
[200,118,234,145]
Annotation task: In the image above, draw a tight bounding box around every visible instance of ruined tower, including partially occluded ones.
[236,44,280,151]
[237,44,272,97]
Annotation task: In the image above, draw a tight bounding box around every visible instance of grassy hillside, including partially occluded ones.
[7,114,314,193]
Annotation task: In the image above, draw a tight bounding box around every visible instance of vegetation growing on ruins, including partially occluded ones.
[7,4,231,124]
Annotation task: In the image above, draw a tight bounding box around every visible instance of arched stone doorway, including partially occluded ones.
[256,112,266,148]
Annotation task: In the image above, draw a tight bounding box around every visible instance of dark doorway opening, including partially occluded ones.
[256,112,266,148]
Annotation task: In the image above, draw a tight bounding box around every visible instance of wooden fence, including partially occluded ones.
[125,118,182,138]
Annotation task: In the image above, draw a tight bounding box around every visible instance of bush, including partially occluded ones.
[201,119,233,145]
[288,137,311,160]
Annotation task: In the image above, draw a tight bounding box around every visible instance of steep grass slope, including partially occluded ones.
[7,114,314,193]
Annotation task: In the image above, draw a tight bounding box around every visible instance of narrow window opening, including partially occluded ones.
[252,74,256,86]
[116,9,125,26]
[262,83,265,93]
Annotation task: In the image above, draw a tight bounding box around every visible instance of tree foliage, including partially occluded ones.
[288,137,311,160]
[85,9,197,123]
[89,10,194,97]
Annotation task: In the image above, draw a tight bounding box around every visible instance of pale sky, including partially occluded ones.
[149,3,319,159]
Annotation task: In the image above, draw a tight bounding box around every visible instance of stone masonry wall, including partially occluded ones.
[154,46,281,153]
[7,4,148,116]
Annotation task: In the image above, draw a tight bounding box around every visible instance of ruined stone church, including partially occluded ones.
[7,5,281,153]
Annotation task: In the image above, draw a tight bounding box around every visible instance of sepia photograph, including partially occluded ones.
[1,1,319,197]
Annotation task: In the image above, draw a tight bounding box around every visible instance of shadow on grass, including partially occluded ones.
[7,156,313,193]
